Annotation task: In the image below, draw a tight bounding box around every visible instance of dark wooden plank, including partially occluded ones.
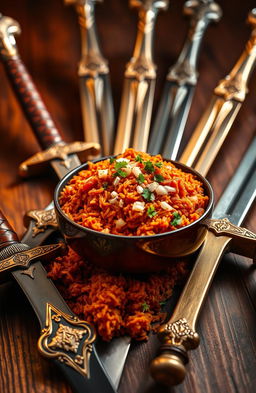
[0,1,255,393]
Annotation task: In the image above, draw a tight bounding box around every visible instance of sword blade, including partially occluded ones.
[148,82,194,159]
[114,77,155,154]
[180,96,242,176]
[213,136,256,225]
[50,154,81,179]
[79,74,114,156]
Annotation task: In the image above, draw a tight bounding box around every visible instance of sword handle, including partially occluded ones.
[0,15,63,149]
[0,210,19,251]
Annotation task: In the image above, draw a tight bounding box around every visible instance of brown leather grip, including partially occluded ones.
[0,210,19,252]
[3,55,63,149]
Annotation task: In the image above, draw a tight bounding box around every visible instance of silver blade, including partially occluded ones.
[213,136,256,225]
[180,96,242,177]
[114,77,155,154]
[80,74,114,156]
[148,82,194,159]
[50,153,81,179]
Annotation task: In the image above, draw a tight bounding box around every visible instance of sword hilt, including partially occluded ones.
[0,15,63,150]
[0,210,19,251]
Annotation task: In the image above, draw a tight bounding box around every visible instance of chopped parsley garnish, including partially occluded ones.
[109,157,115,164]
[102,182,108,189]
[159,300,167,307]
[171,212,182,226]
[137,173,145,184]
[154,174,164,183]
[115,161,128,170]
[142,188,154,202]
[114,169,128,178]
[135,154,143,163]
[155,162,163,168]
[113,161,128,177]
[141,302,150,312]
[144,160,155,173]
[147,205,157,218]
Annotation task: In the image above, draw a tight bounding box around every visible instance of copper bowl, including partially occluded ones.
[54,159,214,273]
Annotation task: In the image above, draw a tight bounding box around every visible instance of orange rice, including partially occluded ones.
[46,247,188,341]
[59,148,209,236]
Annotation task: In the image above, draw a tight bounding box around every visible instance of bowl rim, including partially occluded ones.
[54,156,214,240]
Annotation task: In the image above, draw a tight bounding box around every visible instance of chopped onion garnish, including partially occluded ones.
[115,218,126,228]
[119,199,124,207]
[147,182,158,192]
[116,158,130,163]
[109,197,118,204]
[98,169,108,178]
[113,176,120,186]
[111,191,118,198]
[132,201,145,212]
[160,201,173,211]
[132,167,142,177]
[165,186,176,193]
[122,165,132,176]
[155,185,168,195]
[136,185,144,194]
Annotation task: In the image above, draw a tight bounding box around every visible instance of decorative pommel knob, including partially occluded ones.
[150,319,199,385]
[248,8,256,26]
[0,14,20,57]
[184,0,222,23]
[130,0,169,12]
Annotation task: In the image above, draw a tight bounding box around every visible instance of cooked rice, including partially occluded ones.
[59,148,209,236]
[47,247,188,341]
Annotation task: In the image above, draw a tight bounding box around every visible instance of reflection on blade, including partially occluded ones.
[80,74,114,155]
[148,83,194,159]
[115,77,155,154]
[180,97,241,176]
[213,136,256,225]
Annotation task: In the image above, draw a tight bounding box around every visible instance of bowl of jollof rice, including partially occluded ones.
[54,149,213,273]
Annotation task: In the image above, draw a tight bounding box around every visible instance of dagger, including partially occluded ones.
[150,137,256,385]
[0,209,116,393]
[64,0,115,156]
[180,8,256,174]
[148,0,222,160]
[114,0,169,154]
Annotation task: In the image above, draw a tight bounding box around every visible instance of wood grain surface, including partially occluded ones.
[0,1,255,393]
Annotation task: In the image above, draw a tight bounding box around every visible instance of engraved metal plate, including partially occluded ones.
[38,303,96,378]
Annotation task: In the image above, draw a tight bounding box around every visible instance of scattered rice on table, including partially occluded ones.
[59,148,209,236]
[46,247,188,341]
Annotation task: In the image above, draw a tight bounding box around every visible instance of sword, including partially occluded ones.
[148,0,222,160]
[150,137,256,385]
[180,9,256,174]
[0,13,126,390]
[114,0,169,154]
[0,209,116,393]
[65,0,115,156]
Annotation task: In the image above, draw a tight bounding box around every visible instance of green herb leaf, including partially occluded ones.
[147,205,157,218]
[102,182,108,189]
[154,174,164,183]
[135,155,143,163]
[171,212,182,226]
[109,157,115,164]
[155,162,163,168]
[141,302,150,312]
[144,160,155,173]
[115,161,128,170]
[159,300,167,307]
[142,188,154,202]
[137,173,145,184]
[114,169,128,178]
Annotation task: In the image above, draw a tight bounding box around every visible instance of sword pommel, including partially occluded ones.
[0,15,20,58]
[248,8,256,26]
[0,210,19,251]
[184,0,222,23]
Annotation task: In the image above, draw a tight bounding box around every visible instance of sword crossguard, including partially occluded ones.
[0,243,65,276]
[0,14,20,58]
[19,141,100,177]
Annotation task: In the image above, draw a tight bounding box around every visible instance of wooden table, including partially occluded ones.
[0,0,255,392]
